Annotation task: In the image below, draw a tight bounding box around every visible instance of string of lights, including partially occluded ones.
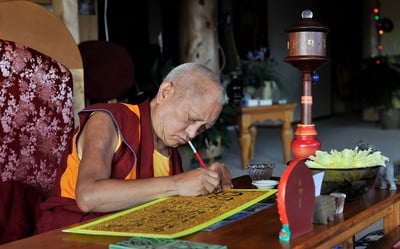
[373,0,383,56]
[373,0,394,58]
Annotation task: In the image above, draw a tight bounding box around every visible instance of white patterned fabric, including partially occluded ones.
[0,39,74,196]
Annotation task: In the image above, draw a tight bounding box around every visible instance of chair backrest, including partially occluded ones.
[78,40,135,103]
[0,1,84,195]
[0,39,74,195]
[0,0,84,126]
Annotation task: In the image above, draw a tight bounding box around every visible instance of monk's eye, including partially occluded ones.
[197,125,207,134]
[187,118,196,125]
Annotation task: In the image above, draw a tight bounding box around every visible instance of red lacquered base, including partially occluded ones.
[291,124,321,159]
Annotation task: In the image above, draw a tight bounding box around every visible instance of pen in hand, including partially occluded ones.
[187,140,208,169]
[188,141,224,193]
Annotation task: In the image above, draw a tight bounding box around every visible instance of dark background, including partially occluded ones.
[94,0,364,116]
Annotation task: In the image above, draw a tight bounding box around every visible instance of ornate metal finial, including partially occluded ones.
[301,10,313,19]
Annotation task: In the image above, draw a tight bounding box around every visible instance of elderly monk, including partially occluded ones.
[35,62,233,233]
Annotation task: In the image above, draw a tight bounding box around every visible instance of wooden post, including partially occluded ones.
[52,0,80,43]
[179,0,219,74]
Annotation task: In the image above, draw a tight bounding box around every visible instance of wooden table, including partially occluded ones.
[1,175,399,249]
[234,103,297,168]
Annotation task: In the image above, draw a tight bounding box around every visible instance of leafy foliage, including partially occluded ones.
[191,103,238,150]
[241,48,287,98]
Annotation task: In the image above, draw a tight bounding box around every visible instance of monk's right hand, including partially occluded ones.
[173,168,221,196]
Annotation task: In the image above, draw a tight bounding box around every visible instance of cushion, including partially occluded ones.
[0,39,74,196]
[78,40,134,102]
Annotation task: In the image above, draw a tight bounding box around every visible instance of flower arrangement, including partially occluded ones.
[305,144,390,200]
[242,48,278,84]
[305,147,388,169]
[241,47,286,99]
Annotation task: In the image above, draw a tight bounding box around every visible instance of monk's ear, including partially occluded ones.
[156,81,174,103]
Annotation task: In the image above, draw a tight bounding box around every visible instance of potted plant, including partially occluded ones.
[190,103,238,162]
[241,48,287,102]
[353,56,400,128]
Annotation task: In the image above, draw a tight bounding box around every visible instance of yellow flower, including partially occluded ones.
[305,148,389,169]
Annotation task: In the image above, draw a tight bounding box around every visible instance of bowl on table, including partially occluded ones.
[252,179,279,189]
[247,163,277,189]
[247,163,275,181]
[308,166,380,201]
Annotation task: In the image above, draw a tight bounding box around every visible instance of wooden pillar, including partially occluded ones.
[179,0,220,74]
[52,0,80,43]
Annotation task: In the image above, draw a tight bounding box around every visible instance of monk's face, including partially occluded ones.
[152,81,222,148]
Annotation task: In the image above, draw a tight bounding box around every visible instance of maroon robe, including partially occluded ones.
[34,99,183,234]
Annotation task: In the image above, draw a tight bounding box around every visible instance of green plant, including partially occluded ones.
[241,48,287,98]
[191,103,237,151]
[246,60,282,86]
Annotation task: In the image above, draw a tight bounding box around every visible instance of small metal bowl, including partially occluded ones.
[247,163,275,181]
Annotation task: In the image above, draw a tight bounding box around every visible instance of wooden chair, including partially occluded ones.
[0,0,84,192]
[0,1,84,243]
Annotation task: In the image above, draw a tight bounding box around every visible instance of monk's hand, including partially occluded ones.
[209,162,233,190]
[174,168,221,196]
